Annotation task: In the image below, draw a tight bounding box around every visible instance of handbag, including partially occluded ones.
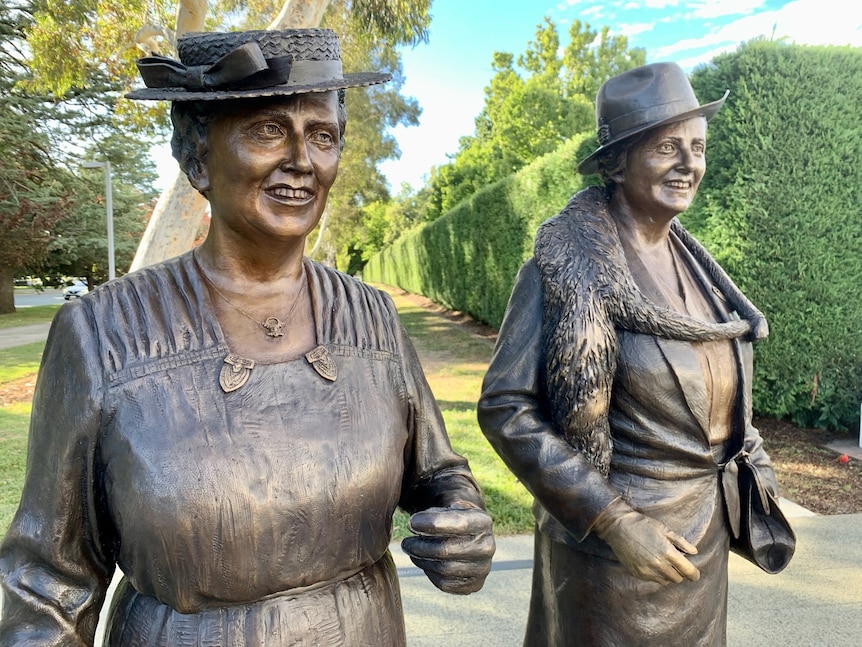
[722,450,796,574]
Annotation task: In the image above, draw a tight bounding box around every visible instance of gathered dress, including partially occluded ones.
[0,252,483,646]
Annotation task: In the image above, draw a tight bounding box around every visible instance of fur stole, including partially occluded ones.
[534,186,767,476]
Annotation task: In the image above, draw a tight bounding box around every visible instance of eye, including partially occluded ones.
[658,141,676,154]
[253,122,284,140]
[693,142,705,154]
[309,129,336,146]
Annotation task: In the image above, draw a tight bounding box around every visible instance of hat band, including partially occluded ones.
[602,97,700,144]
[284,59,344,86]
[137,41,345,93]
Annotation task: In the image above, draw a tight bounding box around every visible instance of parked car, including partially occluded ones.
[14,276,43,287]
[63,280,88,300]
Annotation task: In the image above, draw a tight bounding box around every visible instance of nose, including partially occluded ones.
[676,146,703,174]
[279,136,313,174]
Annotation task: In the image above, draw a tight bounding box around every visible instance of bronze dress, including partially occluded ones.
[0,252,483,646]
[478,189,777,646]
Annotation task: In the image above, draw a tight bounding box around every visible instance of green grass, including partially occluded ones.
[0,404,30,535]
[383,287,534,539]
[0,343,45,384]
[0,287,533,545]
[0,304,60,329]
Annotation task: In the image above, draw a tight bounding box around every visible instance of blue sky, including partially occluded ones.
[377,0,862,190]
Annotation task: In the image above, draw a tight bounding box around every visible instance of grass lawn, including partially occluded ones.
[0,304,60,329]
[0,287,533,545]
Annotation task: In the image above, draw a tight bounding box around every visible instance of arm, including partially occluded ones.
[387,294,494,594]
[0,302,116,646]
[479,260,701,584]
[477,259,620,541]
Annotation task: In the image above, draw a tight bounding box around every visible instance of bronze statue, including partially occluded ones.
[0,28,494,646]
[478,62,781,646]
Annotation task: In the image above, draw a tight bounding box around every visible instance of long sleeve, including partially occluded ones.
[0,301,116,646]
[477,259,619,541]
[387,295,486,514]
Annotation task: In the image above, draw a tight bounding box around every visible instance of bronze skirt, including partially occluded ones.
[103,552,406,647]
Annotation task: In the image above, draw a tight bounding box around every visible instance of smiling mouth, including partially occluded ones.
[266,186,314,202]
[665,180,692,190]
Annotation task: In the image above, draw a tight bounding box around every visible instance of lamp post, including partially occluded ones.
[81,160,115,281]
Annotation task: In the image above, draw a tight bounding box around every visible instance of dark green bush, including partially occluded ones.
[687,41,862,430]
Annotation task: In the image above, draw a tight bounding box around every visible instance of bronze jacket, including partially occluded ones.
[478,188,776,559]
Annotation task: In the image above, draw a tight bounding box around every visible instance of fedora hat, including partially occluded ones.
[577,62,728,175]
[125,28,390,101]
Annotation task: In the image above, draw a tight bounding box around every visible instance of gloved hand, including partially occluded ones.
[592,498,700,585]
[401,502,495,594]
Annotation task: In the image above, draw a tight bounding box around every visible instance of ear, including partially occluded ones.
[186,138,211,194]
[609,166,625,185]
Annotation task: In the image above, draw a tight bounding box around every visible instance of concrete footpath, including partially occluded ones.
[2,323,861,644]
[1,507,857,646]
[394,509,862,647]
[0,323,51,350]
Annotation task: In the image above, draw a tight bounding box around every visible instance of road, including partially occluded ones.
[13,288,68,308]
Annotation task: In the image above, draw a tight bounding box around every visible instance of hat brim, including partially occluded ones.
[577,91,728,175]
[125,72,391,101]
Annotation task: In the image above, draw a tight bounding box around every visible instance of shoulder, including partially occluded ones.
[305,260,402,351]
[534,185,616,274]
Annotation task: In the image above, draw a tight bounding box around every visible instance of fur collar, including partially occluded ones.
[534,186,766,475]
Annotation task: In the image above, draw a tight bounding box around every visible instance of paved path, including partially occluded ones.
[0,323,51,350]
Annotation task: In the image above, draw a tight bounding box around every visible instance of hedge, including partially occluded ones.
[364,133,597,326]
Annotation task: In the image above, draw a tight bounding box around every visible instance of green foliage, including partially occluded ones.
[685,41,862,430]
[415,17,643,223]
[364,134,593,327]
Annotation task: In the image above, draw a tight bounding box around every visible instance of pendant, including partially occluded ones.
[262,317,284,337]
[220,354,255,393]
[306,345,337,382]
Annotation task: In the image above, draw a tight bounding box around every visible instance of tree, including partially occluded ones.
[0,2,75,312]
[0,0,162,312]
[417,17,644,222]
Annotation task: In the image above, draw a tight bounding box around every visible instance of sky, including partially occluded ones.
[375,0,862,191]
[152,0,862,193]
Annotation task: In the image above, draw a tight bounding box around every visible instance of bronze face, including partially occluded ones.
[193,91,341,246]
[613,117,707,221]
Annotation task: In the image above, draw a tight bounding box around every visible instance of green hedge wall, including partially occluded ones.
[685,41,862,430]
[365,41,862,431]
[364,133,596,326]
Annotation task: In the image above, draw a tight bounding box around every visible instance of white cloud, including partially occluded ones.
[655,0,861,62]
[692,0,767,20]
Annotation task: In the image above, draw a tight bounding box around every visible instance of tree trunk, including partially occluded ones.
[129,0,332,272]
[0,266,16,314]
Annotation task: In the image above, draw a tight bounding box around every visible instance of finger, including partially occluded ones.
[666,531,698,555]
[401,533,495,562]
[665,551,701,582]
[405,553,492,595]
[407,507,493,537]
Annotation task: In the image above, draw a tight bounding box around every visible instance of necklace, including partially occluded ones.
[194,250,307,339]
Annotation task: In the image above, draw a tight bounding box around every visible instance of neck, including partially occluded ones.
[196,230,307,286]
[609,195,675,251]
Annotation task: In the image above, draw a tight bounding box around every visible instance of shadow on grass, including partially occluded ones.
[436,400,476,413]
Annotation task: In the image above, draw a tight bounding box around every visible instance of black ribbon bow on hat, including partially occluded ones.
[137,42,293,92]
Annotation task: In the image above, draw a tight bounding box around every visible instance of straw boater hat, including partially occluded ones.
[125,28,390,102]
[577,61,728,175]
